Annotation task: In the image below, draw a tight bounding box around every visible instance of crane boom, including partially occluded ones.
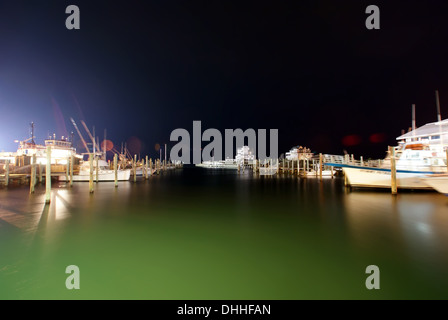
[70,118,90,153]
[80,120,96,154]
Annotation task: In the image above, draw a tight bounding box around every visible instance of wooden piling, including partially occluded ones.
[95,156,99,183]
[89,154,94,193]
[66,157,69,182]
[114,153,118,187]
[70,155,74,187]
[133,154,137,182]
[45,146,51,203]
[38,163,43,184]
[4,159,9,187]
[145,156,149,179]
[390,146,397,195]
[319,153,323,179]
[30,154,36,193]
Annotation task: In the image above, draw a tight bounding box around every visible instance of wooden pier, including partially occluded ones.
[0,152,183,199]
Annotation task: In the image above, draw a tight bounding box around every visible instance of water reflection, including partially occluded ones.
[343,191,448,266]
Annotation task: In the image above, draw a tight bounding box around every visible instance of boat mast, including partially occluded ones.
[103,129,107,160]
[435,90,442,122]
[30,122,35,145]
[435,90,445,150]
[412,104,416,131]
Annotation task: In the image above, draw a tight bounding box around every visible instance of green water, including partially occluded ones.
[1,168,448,299]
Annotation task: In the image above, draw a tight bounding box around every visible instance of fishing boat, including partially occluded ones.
[15,136,81,165]
[59,159,131,181]
[196,158,238,169]
[420,174,448,195]
[259,159,278,175]
[327,118,448,190]
[285,146,313,161]
[195,146,253,169]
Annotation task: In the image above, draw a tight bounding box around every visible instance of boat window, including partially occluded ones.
[431,135,440,140]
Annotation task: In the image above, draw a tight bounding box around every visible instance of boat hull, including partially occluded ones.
[420,176,448,195]
[59,169,131,181]
[342,166,437,190]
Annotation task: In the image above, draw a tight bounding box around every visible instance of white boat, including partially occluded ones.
[17,136,81,165]
[59,159,131,181]
[196,158,238,169]
[134,166,157,176]
[304,169,334,177]
[327,118,448,190]
[235,146,255,164]
[420,174,448,195]
[285,146,313,161]
[259,159,279,175]
[195,146,254,169]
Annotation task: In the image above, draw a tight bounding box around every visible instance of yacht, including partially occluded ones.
[196,146,253,169]
[196,158,238,169]
[328,118,448,189]
[420,174,448,195]
[235,146,255,164]
[285,146,313,161]
[16,136,81,165]
[59,159,131,181]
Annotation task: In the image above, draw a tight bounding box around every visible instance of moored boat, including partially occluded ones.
[59,159,131,181]
[327,118,448,190]
[420,174,448,195]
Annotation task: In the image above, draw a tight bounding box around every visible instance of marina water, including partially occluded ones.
[1,167,448,299]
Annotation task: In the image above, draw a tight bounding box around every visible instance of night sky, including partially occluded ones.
[1,1,448,159]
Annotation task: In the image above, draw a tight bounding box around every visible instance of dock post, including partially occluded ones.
[145,156,149,179]
[70,155,74,187]
[149,158,153,176]
[95,156,99,183]
[45,146,51,203]
[446,149,448,173]
[133,154,137,182]
[114,153,118,187]
[344,172,349,187]
[30,154,36,193]
[390,146,397,195]
[89,153,94,193]
[4,159,9,187]
[66,157,69,182]
[319,153,323,179]
[360,156,364,166]
[38,163,43,184]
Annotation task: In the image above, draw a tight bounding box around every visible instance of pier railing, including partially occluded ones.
[321,154,383,168]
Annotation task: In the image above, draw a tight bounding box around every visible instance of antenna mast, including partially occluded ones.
[435,90,442,122]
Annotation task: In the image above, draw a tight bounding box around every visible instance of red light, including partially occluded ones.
[342,134,362,147]
[369,133,386,144]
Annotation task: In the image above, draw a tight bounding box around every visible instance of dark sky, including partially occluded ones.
[1,0,448,159]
